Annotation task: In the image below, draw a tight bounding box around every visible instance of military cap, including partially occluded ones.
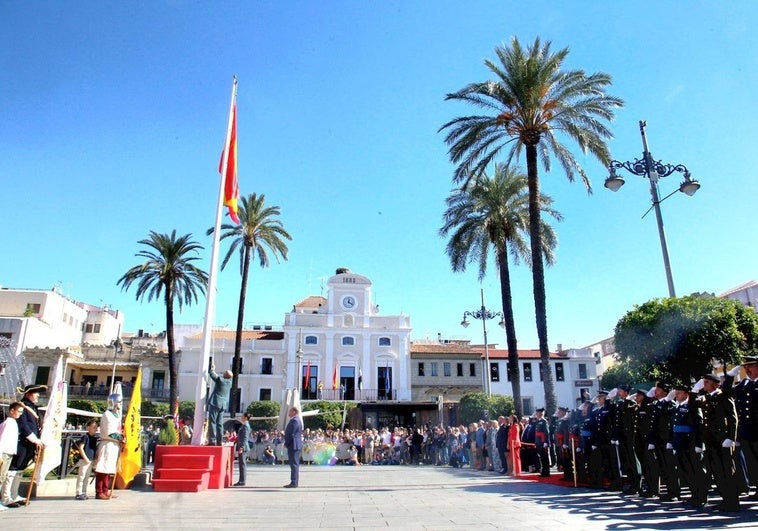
[596,389,609,396]
[655,381,670,393]
[618,384,632,392]
[673,383,690,392]
[635,389,647,396]
[702,374,720,383]
[742,356,758,366]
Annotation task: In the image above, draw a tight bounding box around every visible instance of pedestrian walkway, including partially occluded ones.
[2,464,756,530]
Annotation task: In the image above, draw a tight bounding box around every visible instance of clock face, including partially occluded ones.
[342,295,356,309]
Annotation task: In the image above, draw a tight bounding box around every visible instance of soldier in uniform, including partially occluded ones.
[671,383,708,507]
[591,390,619,490]
[533,408,551,477]
[554,406,572,482]
[647,382,681,501]
[698,374,740,511]
[611,385,642,495]
[633,388,656,497]
[724,356,758,500]
[575,400,594,486]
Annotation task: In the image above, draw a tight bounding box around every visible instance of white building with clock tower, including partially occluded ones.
[283,267,412,403]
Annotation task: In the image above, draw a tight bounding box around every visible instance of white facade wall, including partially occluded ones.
[284,270,412,401]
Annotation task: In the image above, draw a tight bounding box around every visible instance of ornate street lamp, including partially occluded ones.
[461,288,504,397]
[604,120,700,297]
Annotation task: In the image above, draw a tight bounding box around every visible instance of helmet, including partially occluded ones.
[107,393,122,410]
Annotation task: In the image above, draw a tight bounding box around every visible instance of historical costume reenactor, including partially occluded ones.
[7,384,46,506]
[94,393,123,499]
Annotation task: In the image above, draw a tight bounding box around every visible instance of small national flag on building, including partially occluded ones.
[332,364,338,390]
[116,367,143,489]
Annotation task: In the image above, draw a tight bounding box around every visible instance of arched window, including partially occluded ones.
[378,337,391,347]
[304,335,318,345]
[342,336,355,346]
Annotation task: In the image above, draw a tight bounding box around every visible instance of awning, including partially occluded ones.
[67,361,141,368]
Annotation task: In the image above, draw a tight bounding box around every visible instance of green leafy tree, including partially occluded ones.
[458,392,515,425]
[614,295,758,386]
[440,163,561,417]
[302,401,354,431]
[208,193,292,413]
[246,400,280,431]
[118,230,208,413]
[441,37,622,415]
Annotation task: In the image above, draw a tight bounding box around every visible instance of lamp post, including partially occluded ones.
[296,328,303,393]
[461,288,505,397]
[604,120,700,298]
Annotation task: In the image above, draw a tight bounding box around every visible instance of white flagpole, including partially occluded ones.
[192,76,238,445]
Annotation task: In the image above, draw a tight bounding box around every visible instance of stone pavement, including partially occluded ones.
[2,464,757,530]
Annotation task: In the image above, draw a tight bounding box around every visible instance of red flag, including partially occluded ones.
[219,102,240,224]
[304,362,311,387]
[332,364,338,390]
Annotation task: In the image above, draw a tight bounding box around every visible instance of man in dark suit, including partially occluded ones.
[284,406,303,488]
[724,356,758,500]
[234,412,251,486]
[207,365,232,446]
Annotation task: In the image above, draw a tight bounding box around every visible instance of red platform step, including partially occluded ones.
[153,445,233,492]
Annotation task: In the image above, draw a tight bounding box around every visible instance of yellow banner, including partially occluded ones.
[115,367,142,489]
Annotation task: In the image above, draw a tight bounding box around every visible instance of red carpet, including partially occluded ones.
[516,471,580,488]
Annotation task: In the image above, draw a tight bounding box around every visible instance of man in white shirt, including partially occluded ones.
[0,402,24,509]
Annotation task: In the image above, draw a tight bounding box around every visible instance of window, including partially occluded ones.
[539,362,544,382]
[490,362,500,382]
[443,362,451,377]
[305,335,318,345]
[523,362,533,382]
[35,366,50,386]
[418,362,425,377]
[259,388,272,401]
[152,371,165,391]
[261,358,273,375]
[342,336,355,346]
[431,362,438,377]
[555,362,565,382]
[469,363,476,377]
[522,397,533,414]
[93,323,101,333]
[85,323,94,333]
[25,303,41,315]
[378,337,391,347]
[578,363,588,379]
[456,363,463,377]
[63,313,68,323]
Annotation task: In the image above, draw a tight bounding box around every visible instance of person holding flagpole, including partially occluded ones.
[6,384,46,507]
[95,393,123,499]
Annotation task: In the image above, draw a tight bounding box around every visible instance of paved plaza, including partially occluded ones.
[2,464,757,530]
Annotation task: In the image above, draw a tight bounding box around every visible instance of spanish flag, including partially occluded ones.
[219,79,240,224]
[116,367,142,489]
[332,364,338,390]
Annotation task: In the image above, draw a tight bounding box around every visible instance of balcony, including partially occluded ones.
[301,388,396,402]
[67,384,170,402]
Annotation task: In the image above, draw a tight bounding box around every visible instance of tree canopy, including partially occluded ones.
[613,295,758,386]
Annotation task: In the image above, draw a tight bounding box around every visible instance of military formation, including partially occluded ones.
[546,356,758,513]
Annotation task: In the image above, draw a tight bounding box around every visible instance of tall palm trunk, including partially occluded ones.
[497,246,522,418]
[526,144,557,415]
[164,284,178,416]
[231,243,252,411]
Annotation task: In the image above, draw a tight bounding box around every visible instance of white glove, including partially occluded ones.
[692,379,705,393]
[647,444,655,450]
[646,388,656,398]
[591,445,597,450]
[727,365,742,377]
[608,388,619,399]
[665,443,673,450]
[694,446,703,454]
[611,439,619,446]
[665,390,676,402]
[543,443,549,448]
[576,447,582,453]
[562,445,569,450]
[722,439,734,448]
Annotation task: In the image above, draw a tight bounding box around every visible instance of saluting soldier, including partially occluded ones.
[591,390,619,490]
[647,382,681,501]
[671,383,708,507]
[611,385,642,495]
[633,388,657,497]
[697,374,740,512]
[723,356,758,500]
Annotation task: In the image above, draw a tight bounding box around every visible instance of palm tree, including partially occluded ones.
[117,230,208,413]
[208,193,292,413]
[440,163,561,417]
[440,37,622,414]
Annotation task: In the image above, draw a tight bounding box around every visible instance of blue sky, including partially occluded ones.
[1,2,755,349]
